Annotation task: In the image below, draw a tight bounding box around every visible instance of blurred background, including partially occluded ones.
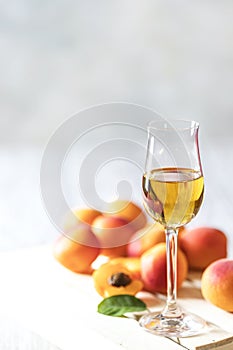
[1,0,233,252]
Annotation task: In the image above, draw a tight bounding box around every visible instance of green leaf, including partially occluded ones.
[97,294,147,317]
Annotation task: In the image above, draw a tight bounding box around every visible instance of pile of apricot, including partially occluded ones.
[53,200,232,312]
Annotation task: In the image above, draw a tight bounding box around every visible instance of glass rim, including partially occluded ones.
[148,119,199,131]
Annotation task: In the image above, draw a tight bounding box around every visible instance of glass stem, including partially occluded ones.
[163,228,182,318]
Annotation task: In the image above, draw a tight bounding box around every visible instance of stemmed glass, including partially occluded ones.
[139,119,206,337]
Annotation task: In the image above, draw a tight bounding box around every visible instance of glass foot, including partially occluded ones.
[139,310,206,337]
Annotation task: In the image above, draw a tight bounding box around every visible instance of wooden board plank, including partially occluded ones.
[0,245,232,350]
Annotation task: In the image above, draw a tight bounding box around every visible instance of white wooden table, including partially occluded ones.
[0,143,233,349]
[0,245,232,350]
[0,317,60,350]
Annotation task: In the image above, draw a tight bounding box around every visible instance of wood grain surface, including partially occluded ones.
[0,245,232,350]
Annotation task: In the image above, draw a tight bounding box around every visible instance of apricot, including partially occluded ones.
[53,224,100,274]
[91,215,135,258]
[98,246,127,259]
[63,208,102,232]
[73,208,102,225]
[127,223,165,257]
[104,200,147,231]
[93,262,143,297]
[108,257,141,280]
[177,226,187,241]
[201,259,233,312]
[141,242,188,294]
[179,227,227,270]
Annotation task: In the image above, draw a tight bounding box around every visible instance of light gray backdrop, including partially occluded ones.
[0,1,232,254]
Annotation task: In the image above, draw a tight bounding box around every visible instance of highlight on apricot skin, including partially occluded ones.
[93,262,143,298]
[91,245,127,270]
[104,200,147,231]
[179,227,227,270]
[53,224,100,274]
[127,223,165,257]
[141,242,188,294]
[201,259,233,312]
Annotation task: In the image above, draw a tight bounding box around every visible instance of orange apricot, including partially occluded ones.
[53,224,100,274]
[108,257,141,280]
[180,227,227,270]
[63,208,102,232]
[141,242,188,294]
[104,200,147,231]
[99,246,127,259]
[93,262,143,297]
[73,208,102,225]
[201,258,233,312]
[127,223,165,257]
[91,215,135,250]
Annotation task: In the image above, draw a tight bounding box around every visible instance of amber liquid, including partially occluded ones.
[142,168,204,228]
